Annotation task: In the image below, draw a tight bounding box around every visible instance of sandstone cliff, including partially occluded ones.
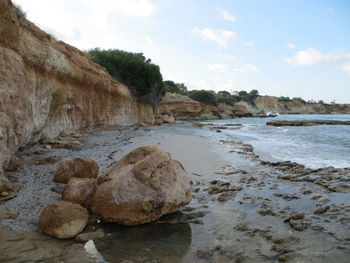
[157,93,219,120]
[254,96,350,114]
[157,94,350,121]
[0,0,154,191]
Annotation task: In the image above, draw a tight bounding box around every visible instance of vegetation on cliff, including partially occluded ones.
[87,49,165,105]
[163,81,260,106]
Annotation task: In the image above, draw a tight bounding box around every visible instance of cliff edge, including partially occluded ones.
[0,0,154,193]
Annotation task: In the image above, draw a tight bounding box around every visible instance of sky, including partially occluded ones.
[13,0,350,103]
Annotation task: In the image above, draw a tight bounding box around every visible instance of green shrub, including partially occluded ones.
[188,90,217,106]
[87,48,165,105]
[279,96,291,102]
[217,91,238,106]
[164,81,188,95]
[292,97,306,103]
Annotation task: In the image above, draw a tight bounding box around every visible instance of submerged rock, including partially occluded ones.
[91,145,192,225]
[39,201,89,239]
[267,120,350,126]
[54,158,99,184]
[62,178,97,207]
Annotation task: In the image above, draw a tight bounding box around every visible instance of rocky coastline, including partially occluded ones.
[1,122,349,262]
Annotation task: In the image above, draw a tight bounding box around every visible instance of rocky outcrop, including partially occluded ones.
[157,94,350,121]
[91,145,192,225]
[54,158,99,184]
[157,93,219,121]
[0,0,154,192]
[39,201,89,239]
[254,96,350,114]
[267,120,350,126]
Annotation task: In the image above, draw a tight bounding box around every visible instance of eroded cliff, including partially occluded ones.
[157,93,219,120]
[0,0,154,192]
[157,94,350,122]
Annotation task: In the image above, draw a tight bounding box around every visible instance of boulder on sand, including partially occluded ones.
[54,158,99,184]
[39,201,89,239]
[62,178,97,207]
[91,145,192,225]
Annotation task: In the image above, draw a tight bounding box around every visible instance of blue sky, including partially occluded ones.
[14,0,350,103]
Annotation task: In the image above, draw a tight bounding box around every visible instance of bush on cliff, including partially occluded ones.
[87,48,165,105]
[163,81,188,95]
[188,90,218,106]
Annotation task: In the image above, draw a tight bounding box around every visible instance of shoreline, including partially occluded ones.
[1,122,350,262]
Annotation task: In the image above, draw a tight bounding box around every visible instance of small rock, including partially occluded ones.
[0,205,17,219]
[39,201,89,239]
[314,205,329,215]
[288,219,307,231]
[75,229,104,242]
[54,157,99,184]
[196,249,214,258]
[283,213,305,222]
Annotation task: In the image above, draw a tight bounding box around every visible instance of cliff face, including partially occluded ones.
[157,94,350,122]
[254,96,350,114]
[0,0,154,185]
[157,93,219,120]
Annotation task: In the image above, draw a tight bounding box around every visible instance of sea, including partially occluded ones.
[208,114,350,169]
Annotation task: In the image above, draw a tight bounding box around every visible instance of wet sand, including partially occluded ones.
[0,123,349,262]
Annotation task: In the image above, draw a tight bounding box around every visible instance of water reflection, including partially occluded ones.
[91,222,192,263]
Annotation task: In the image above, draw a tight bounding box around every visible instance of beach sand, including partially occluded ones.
[0,123,349,262]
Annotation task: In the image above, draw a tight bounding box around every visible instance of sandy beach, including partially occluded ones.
[1,123,349,263]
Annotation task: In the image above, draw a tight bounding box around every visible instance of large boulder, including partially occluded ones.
[54,158,99,184]
[62,178,97,207]
[91,145,192,225]
[39,201,89,239]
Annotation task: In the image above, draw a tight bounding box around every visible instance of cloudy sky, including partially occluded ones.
[14,0,350,103]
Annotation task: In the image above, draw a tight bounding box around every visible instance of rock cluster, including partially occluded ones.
[91,145,192,225]
[39,146,191,238]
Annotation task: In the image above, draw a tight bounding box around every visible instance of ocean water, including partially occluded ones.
[209,114,350,169]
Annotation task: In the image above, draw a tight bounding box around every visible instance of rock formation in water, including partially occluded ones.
[267,120,350,126]
[0,0,155,194]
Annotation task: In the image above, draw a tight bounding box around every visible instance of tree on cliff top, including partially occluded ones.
[163,80,188,95]
[87,48,165,105]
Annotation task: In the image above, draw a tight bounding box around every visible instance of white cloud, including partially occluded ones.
[192,27,237,47]
[287,43,296,49]
[145,35,154,46]
[341,63,350,74]
[207,63,258,74]
[245,41,255,47]
[207,64,228,72]
[285,48,350,66]
[219,9,236,22]
[215,53,236,60]
[12,0,158,51]
[232,64,258,73]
